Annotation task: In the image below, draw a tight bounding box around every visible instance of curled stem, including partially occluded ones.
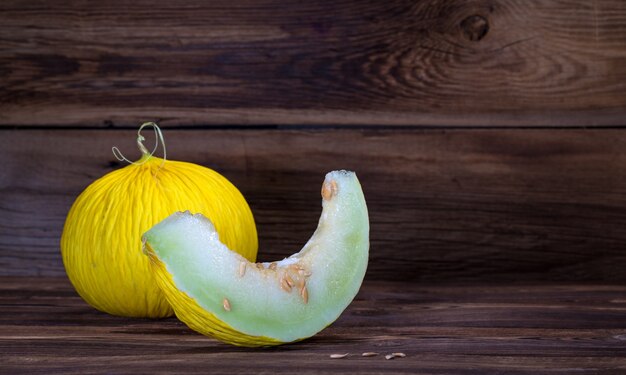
[112,122,167,166]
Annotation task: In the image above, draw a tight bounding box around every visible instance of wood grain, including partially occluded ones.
[2,277,626,374]
[2,0,626,127]
[1,128,626,281]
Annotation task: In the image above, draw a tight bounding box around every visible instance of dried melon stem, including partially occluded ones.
[112,122,167,166]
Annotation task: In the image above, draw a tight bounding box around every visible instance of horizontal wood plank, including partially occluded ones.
[2,277,626,374]
[1,0,626,127]
[1,128,625,281]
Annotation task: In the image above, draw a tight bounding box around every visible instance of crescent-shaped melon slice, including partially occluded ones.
[142,170,369,346]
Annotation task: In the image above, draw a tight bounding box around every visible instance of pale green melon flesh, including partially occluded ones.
[143,170,369,343]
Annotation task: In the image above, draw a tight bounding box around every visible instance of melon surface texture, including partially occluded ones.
[61,132,257,318]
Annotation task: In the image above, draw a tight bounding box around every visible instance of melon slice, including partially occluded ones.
[142,170,369,346]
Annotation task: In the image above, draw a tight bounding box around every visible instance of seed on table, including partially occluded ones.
[385,352,406,360]
[361,352,379,357]
[330,353,349,359]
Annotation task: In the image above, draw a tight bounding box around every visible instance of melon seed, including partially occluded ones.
[280,277,292,293]
[285,274,295,287]
[301,285,309,304]
[223,298,231,312]
[299,269,312,277]
[361,352,379,357]
[322,180,338,200]
[385,352,406,360]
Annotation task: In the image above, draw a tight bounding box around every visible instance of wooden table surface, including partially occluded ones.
[2,277,626,374]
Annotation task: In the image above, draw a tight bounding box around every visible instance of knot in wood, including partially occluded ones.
[460,15,489,42]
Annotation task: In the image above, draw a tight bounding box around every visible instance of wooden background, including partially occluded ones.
[2,0,626,127]
[2,0,626,373]
[3,129,626,282]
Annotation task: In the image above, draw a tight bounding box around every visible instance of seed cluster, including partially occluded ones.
[235,260,312,305]
[284,263,311,304]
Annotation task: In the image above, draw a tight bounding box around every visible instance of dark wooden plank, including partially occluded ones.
[1,0,626,127]
[2,277,626,374]
[1,129,626,281]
